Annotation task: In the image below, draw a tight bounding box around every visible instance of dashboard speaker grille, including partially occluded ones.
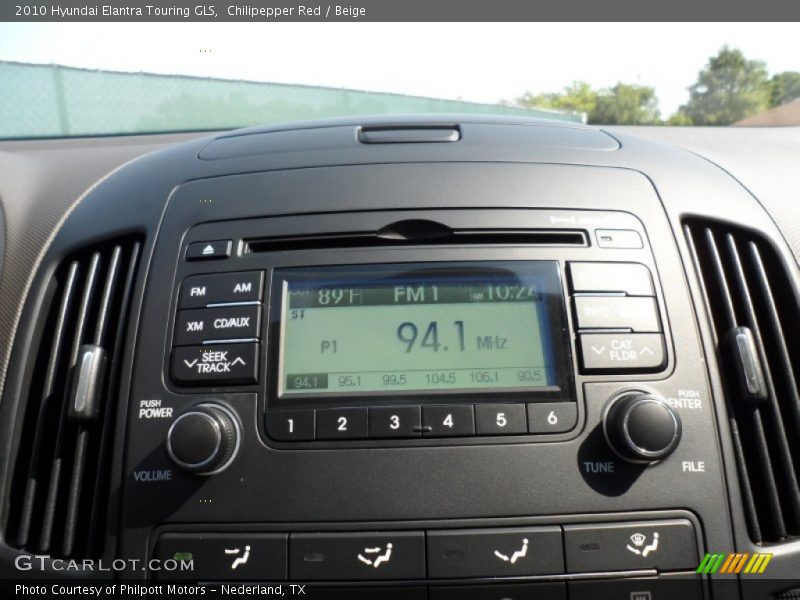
[5,237,142,558]
[685,219,800,544]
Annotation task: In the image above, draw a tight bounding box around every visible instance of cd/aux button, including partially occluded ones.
[174,305,260,346]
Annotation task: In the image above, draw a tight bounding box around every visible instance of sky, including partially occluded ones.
[0,22,798,116]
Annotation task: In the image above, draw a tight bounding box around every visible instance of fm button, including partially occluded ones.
[179,271,264,309]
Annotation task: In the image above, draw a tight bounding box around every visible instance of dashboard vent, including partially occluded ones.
[684,219,800,544]
[5,237,142,558]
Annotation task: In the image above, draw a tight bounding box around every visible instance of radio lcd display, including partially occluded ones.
[274,262,568,398]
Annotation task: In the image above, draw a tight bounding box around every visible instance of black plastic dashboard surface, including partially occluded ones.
[0,117,798,597]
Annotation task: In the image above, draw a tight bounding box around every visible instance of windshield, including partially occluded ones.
[1,22,798,139]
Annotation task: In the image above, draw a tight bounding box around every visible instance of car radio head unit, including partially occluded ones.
[271,261,571,404]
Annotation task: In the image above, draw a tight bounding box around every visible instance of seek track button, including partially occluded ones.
[172,343,258,385]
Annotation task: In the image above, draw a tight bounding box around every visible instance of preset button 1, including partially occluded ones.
[265,410,315,441]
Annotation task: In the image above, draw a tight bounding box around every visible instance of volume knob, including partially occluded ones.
[603,392,681,463]
[166,403,240,475]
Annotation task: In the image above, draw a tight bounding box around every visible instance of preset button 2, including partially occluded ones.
[316,408,369,440]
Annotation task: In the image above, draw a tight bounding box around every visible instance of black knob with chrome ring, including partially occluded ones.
[165,403,240,475]
[603,392,682,464]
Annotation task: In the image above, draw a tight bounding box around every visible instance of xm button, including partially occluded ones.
[171,343,258,385]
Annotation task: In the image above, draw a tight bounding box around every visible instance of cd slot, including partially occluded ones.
[244,226,587,254]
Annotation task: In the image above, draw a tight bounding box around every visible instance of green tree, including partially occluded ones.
[680,47,771,125]
[516,81,660,125]
[768,71,800,107]
[516,81,598,117]
[666,111,693,126]
[592,83,660,125]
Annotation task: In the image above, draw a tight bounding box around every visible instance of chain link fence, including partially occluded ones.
[0,61,582,138]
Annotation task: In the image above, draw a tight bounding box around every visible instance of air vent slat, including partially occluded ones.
[748,244,800,529]
[38,251,103,553]
[91,246,122,344]
[703,228,738,332]
[15,261,81,549]
[685,218,800,544]
[5,237,142,559]
[62,246,124,556]
[726,234,800,531]
[729,421,763,541]
[85,241,140,556]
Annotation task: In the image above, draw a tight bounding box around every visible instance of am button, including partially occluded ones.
[179,271,264,308]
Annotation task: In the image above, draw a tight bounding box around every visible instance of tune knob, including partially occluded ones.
[166,403,240,475]
[603,392,681,463]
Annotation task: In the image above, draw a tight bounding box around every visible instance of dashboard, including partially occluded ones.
[0,116,798,599]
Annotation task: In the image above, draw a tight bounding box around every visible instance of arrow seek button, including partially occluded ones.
[171,343,259,386]
[579,333,665,373]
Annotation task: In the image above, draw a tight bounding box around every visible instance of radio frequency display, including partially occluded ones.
[277,263,562,397]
